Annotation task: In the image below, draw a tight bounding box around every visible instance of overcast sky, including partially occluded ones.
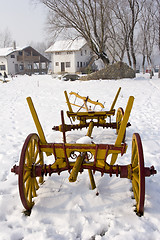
[1,0,48,46]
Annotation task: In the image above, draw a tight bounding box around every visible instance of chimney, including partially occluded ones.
[13,41,16,49]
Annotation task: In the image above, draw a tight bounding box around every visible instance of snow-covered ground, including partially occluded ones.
[0,73,159,240]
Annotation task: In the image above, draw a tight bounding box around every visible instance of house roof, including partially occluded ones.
[45,38,87,52]
[0,46,28,57]
[0,46,50,62]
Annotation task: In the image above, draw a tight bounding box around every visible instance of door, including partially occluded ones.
[61,62,65,72]
[15,64,19,74]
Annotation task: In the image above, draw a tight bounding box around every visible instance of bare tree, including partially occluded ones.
[107,0,132,64]
[109,0,145,71]
[154,0,160,50]
[154,0,160,77]
[0,28,12,48]
[38,0,159,73]
[40,0,111,65]
[137,1,156,73]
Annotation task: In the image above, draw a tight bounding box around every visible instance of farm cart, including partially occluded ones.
[58,88,130,142]
[11,93,157,216]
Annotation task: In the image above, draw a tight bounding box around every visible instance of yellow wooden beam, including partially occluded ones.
[26,97,47,144]
[85,121,96,190]
[69,91,104,109]
[64,91,73,113]
[110,96,134,165]
[64,91,75,121]
[110,87,121,111]
[68,121,96,189]
[69,155,83,182]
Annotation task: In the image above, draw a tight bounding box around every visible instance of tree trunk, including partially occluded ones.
[126,42,132,67]
[130,32,136,72]
[132,56,136,72]
[99,52,110,65]
[142,55,145,74]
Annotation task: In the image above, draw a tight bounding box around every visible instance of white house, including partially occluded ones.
[45,38,93,74]
[0,44,50,76]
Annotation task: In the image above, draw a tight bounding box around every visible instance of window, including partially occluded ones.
[0,65,6,70]
[77,62,79,68]
[55,62,59,66]
[55,52,61,55]
[66,62,71,68]
[80,62,82,67]
[28,64,32,70]
[81,51,83,56]
[67,51,73,54]
[19,64,24,70]
[85,50,87,55]
[19,51,22,56]
[11,54,15,58]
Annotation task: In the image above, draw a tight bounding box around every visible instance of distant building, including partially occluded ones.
[45,38,93,74]
[0,43,50,76]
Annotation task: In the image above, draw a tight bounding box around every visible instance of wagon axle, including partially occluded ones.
[11,162,156,179]
[52,121,131,132]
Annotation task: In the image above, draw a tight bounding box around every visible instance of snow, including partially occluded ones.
[0,73,160,240]
[45,38,87,52]
[0,46,28,57]
[76,136,93,144]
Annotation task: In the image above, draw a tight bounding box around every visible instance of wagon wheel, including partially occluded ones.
[131,133,145,216]
[116,107,126,142]
[18,133,44,212]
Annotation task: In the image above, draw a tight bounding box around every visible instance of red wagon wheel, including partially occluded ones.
[18,133,44,211]
[116,107,126,142]
[131,133,145,216]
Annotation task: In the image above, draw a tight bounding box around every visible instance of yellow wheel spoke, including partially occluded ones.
[28,180,33,203]
[132,182,138,203]
[132,179,139,201]
[132,150,138,168]
[23,171,31,183]
[29,141,33,164]
[133,172,139,184]
[32,180,37,198]
[35,178,39,190]
[133,165,139,173]
[26,149,30,166]
[25,178,31,197]
[32,139,36,156]
[132,142,136,162]
[116,109,123,134]
[28,141,32,158]
[32,140,36,160]
[34,148,39,162]
[24,165,31,171]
